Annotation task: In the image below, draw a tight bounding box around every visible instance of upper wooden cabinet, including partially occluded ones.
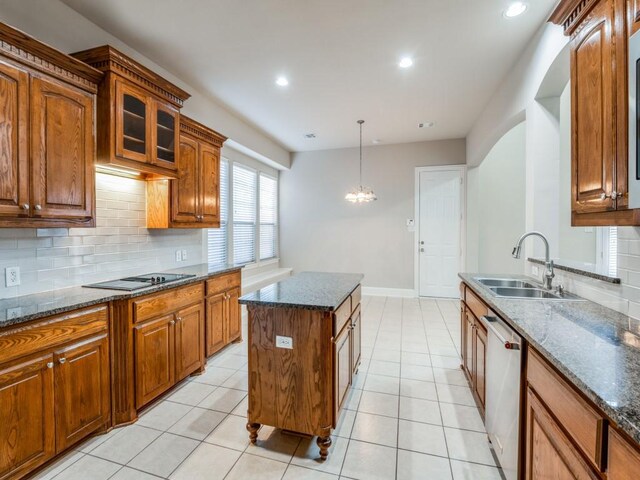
[71,45,190,178]
[0,23,101,228]
[551,0,640,225]
[147,115,227,228]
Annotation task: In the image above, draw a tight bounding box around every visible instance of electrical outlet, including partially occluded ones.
[7,307,21,319]
[182,249,187,261]
[175,250,182,262]
[531,265,539,276]
[276,335,293,349]
[5,267,20,287]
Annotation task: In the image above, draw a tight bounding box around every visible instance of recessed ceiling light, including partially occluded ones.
[275,76,289,86]
[398,57,413,68]
[504,2,527,18]
[419,122,435,128]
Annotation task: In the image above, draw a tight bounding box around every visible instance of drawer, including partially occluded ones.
[0,305,108,365]
[350,285,362,312]
[527,349,605,469]
[465,286,488,320]
[133,283,204,324]
[206,271,241,296]
[333,298,351,336]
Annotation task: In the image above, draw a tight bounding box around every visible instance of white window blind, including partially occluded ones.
[608,227,618,277]
[207,158,228,266]
[233,164,257,265]
[260,174,278,260]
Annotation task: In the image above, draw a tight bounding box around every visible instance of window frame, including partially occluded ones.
[205,156,279,269]
[259,172,279,262]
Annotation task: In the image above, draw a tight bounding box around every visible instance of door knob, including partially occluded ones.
[420,248,424,253]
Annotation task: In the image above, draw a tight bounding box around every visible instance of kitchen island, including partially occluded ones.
[239,272,363,459]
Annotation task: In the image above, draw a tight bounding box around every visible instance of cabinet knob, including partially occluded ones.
[170,320,176,325]
[21,203,29,210]
[34,204,42,211]
[59,357,66,364]
[176,317,182,322]
[600,191,622,200]
[46,361,54,369]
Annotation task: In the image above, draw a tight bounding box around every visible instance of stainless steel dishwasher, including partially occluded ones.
[482,314,523,480]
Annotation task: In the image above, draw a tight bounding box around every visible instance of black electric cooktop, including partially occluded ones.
[83,273,196,291]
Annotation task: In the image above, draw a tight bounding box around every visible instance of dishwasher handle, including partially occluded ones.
[481,316,520,350]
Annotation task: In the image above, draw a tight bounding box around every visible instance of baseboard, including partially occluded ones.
[362,287,417,298]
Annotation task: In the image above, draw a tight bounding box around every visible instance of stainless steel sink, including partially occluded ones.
[476,278,537,289]
[488,286,582,300]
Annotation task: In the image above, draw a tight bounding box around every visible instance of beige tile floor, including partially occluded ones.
[33,296,504,480]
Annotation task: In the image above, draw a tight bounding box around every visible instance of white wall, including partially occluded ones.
[280,140,466,291]
[0,0,291,169]
[467,123,526,274]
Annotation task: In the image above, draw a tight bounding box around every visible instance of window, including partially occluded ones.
[207,158,229,266]
[233,164,257,265]
[260,174,278,260]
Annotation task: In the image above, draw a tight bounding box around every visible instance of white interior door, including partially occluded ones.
[418,168,462,298]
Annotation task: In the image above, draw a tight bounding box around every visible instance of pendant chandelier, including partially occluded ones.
[345,120,377,203]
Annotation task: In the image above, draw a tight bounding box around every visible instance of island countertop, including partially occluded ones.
[239,271,363,311]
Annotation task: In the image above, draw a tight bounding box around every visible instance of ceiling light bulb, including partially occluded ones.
[504,2,527,18]
[276,76,289,86]
[398,57,413,68]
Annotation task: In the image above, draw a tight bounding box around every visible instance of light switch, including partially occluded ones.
[276,335,293,349]
[175,250,182,262]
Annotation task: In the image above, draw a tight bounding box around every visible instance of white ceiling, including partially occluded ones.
[62,0,557,152]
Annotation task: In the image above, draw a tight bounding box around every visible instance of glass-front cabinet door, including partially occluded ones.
[153,101,179,171]
[115,80,150,163]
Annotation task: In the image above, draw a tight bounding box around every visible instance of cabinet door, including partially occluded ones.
[474,322,487,411]
[571,0,617,214]
[333,323,352,415]
[226,287,242,343]
[0,61,29,218]
[199,142,220,226]
[463,309,474,381]
[171,134,199,224]
[134,315,175,408]
[525,387,598,480]
[608,427,640,479]
[175,303,204,382]
[351,305,361,375]
[629,0,640,38]
[205,292,226,356]
[54,334,110,452]
[152,101,179,171]
[0,353,55,480]
[115,80,150,164]
[30,76,94,220]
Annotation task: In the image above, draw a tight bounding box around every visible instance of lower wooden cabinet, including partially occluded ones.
[334,322,352,414]
[525,387,598,480]
[134,314,176,409]
[0,353,55,480]
[54,334,110,452]
[351,304,362,374]
[205,273,242,357]
[607,427,640,479]
[459,298,487,415]
[0,305,110,480]
[134,303,204,408]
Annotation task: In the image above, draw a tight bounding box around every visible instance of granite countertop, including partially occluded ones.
[239,271,363,311]
[0,263,242,329]
[460,272,640,444]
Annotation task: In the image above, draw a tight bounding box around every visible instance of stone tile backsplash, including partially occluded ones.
[0,173,205,299]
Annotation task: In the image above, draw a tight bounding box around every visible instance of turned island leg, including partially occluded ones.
[246,422,261,444]
[317,435,332,460]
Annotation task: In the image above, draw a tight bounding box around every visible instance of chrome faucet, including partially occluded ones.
[512,231,555,290]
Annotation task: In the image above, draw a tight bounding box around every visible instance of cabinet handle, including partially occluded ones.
[46,361,54,369]
[59,357,66,364]
[600,191,622,200]
[34,204,42,211]
[21,203,29,210]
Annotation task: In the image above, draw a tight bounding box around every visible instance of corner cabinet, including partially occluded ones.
[0,305,110,480]
[551,0,640,225]
[71,45,191,178]
[0,22,101,228]
[147,115,227,228]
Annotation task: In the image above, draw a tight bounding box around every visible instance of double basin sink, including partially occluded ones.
[475,278,582,301]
